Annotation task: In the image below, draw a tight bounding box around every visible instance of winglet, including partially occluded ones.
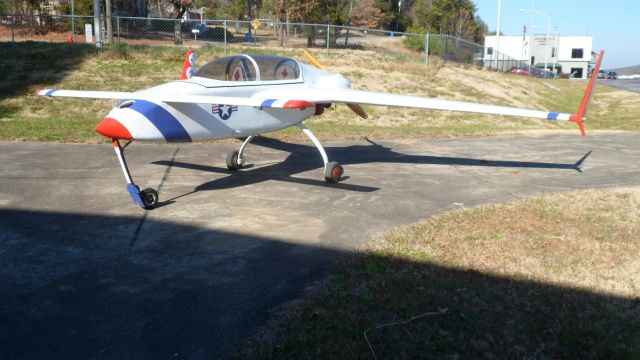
[569,50,604,136]
[181,50,196,80]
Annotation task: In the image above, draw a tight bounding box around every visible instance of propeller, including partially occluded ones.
[302,50,368,119]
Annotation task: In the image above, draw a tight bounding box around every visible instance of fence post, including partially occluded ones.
[326,24,330,55]
[71,12,75,41]
[223,20,227,55]
[444,36,448,64]
[424,33,429,65]
[116,16,120,43]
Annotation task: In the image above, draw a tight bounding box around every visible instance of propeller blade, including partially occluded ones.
[347,103,368,119]
[303,50,368,119]
[303,50,326,70]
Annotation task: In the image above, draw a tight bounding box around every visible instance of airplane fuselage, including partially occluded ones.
[95,59,342,142]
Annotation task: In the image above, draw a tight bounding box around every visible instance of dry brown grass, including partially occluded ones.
[241,187,640,358]
[374,188,640,299]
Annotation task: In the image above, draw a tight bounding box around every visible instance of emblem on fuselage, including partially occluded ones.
[212,104,238,120]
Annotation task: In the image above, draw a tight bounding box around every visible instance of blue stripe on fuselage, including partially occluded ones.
[547,112,559,120]
[45,89,56,96]
[129,99,192,142]
[261,99,276,107]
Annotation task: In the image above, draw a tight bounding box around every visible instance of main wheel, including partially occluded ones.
[140,188,159,210]
[226,150,243,170]
[324,161,343,183]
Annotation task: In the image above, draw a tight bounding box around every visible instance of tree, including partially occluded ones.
[275,0,286,46]
[410,0,483,42]
[288,0,349,47]
[472,15,488,43]
[166,0,192,44]
[351,0,383,29]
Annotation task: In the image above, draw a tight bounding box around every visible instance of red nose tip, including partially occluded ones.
[95,117,133,140]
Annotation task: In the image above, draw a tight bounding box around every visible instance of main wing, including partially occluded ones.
[253,47,604,138]
[254,87,569,120]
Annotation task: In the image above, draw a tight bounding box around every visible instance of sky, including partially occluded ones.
[473,0,640,69]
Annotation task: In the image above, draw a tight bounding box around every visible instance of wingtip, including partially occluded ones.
[578,122,587,137]
[569,114,587,136]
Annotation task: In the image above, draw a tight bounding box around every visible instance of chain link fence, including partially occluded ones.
[1,14,553,78]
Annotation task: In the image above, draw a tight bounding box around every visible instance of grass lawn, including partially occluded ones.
[1,42,639,142]
[239,188,640,358]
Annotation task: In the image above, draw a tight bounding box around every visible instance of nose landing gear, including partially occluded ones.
[113,139,159,210]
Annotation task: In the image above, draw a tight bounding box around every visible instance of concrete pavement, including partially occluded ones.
[1,133,639,358]
[601,79,640,93]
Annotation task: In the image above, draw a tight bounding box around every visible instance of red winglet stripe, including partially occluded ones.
[568,49,604,137]
[283,100,314,109]
[577,50,604,119]
[181,50,194,80]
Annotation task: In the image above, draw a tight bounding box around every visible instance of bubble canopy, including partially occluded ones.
[195,54,301,82]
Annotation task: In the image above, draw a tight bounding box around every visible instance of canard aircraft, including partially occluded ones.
[36,49,604,209]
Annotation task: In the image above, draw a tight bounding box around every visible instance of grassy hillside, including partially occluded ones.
[1,42,639,142]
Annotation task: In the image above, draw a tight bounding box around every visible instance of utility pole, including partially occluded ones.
[93,0,103,47]
[529,0,535,74]
[105,0,112,44]
[495,0,501,69]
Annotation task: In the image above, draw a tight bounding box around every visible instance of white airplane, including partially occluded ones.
[36,49,604,209]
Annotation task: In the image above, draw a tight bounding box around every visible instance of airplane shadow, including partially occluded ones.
[152,137,591,205]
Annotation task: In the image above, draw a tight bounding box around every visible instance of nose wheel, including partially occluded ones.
[140,188,159,209]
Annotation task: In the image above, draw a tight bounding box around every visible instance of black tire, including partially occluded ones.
[140,188,159,210]
[324,161,343,183]
[226,150,242,170]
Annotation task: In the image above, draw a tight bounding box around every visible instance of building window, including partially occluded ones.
[551,47,556,58]
[487,47,493,55]
[571,48,584,59]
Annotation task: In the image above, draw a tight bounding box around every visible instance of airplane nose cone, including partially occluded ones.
[95,117,133,140]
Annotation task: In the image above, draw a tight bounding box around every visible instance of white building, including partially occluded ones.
[484,34,593,79]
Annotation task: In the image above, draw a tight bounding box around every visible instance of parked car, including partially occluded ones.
[190,23,234,42]
[607,71,618,79]
[597,69,606,79]
[509,67,529,76]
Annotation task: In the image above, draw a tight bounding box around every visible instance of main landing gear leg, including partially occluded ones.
[226,135,254,170]
[112,138,158,210]
[297,123,343,183]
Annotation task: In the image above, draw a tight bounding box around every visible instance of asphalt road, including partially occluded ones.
[600,78,640,93]
[1,133,640,358]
